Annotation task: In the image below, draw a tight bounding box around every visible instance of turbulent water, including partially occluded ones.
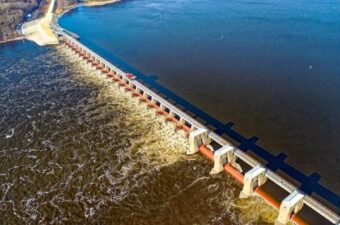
[0,42,282,224]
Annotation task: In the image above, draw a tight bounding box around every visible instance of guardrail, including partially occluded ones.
[52,25,340,225]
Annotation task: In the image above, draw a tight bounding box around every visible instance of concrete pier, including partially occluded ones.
[275,190,305,225]
[210,145,235,175]
[240,165,267,198]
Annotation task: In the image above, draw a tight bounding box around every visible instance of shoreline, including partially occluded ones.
[57,0,121,19]
[21,0,59,46]
[0,36,25,45]
[0,0,120,46]
[84,0,120,7]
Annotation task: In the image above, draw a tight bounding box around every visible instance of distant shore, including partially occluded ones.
[0,0,120,45]
[84,0,120,7]
[57,0,120,18]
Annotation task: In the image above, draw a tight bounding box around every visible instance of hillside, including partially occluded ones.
[0,0,51,42]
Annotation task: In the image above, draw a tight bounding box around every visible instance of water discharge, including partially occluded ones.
[0,42,288,224]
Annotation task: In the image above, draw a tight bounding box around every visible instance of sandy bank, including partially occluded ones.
[21,0,59,46]
[84,0,120,7]
[0,37,25,45]
[57,0,120,17]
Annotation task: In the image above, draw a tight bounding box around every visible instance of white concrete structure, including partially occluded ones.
[21,0,58,46]
[275,190,305,225]
[210,145,235,174]
[240,165,267,198]
[187,128,209,155]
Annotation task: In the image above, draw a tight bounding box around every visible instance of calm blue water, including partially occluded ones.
[59,0,340,195]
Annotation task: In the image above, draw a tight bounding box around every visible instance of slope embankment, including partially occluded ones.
[21,0,59,46]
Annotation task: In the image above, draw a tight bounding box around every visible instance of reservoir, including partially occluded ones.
[59,0,340,197]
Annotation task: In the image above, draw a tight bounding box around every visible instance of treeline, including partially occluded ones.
[0,0,47,42]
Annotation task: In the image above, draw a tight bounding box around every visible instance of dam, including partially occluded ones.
[0,0,338,223]
[50,23,340,225]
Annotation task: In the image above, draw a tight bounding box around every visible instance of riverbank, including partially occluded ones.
[0,0,120,45]
[56,0,120,16]
[21,0,59,46]
[0,36,25,45]
[0,0,48,43]
[20,0,120,46]
[84,0,120,7]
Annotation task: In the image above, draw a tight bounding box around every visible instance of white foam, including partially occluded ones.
[5,128,15,139]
